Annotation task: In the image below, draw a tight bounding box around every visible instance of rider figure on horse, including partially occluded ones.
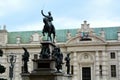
[41,10,53,28]
[41,10,55,42]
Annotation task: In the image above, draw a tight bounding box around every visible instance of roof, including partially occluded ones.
[8,27,120,44]
[94,27,120,40]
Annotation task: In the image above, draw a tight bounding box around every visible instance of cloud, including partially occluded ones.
[7,16,120,32]
[54,17,81,29]
[1,0,120,32]
[82,0,114,20]
[0,0,56,17]
[54,16,120,29]
[92,0,113,6]
[0,0,31,17]
[90,20,120,28]
[13,22,43,31]
[9,17,81,31]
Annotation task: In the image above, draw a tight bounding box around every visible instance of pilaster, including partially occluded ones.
[95,51,100,80]
[72,52,78,80]
[102,51,108,80]
[118,51,120,79]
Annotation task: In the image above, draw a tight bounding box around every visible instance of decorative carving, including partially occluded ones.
[79,21,93,41]
[0,26,8,45]
[66,30,72,40]
[79,53,94,63]
[30,32,43,43]
[81,21,93,32]
[100,28,105,39]
[16,35,21,44]
[84,54,88,59]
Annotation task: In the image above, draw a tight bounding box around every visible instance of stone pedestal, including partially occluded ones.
[54,73,64,80]
[21,58,65,80]
[21,73,30,80]
[29,72,64,80]
[32,59,56,74]
[21,58,64,80]
[21,41,65,80]
[64,74,72,80]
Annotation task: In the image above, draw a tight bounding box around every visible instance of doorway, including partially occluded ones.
[82,67,91,80]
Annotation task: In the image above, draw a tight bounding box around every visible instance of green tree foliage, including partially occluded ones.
[0,64,6,74]
[0,49,6,80]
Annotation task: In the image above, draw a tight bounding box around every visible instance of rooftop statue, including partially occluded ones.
[41,10,56,42]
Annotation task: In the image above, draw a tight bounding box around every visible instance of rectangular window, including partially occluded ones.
[99,65,102,77]
[111,65,116,77]
[110,52,115,59]
[71,65,74,75]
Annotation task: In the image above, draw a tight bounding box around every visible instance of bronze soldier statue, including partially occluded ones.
[22,47,30,73]
[65,53,70,74]
[52,47,63,72]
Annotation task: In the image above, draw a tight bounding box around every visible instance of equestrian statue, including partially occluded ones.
[41,10,56,42]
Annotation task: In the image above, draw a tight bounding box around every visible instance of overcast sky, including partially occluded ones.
[0,0,120,32]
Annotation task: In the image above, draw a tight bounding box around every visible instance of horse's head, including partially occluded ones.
[43,18,48,24]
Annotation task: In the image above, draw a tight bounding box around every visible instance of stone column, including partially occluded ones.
[102,51,108,80]
[118,51,120,79]
[72,52,78,80]
[95,51,100,80]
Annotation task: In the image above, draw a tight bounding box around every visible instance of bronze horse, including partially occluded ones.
[41,10,56,42]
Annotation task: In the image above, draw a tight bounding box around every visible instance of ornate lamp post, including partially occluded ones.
[7,53,16,80]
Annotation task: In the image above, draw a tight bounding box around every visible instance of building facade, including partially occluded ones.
[0,21,120,80]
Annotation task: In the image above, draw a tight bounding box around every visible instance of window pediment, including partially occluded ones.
[66,35,106,45]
